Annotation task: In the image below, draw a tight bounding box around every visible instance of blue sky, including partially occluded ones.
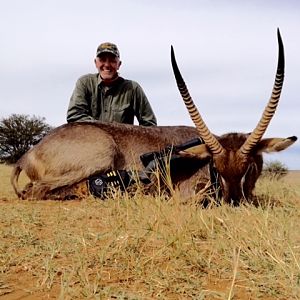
[0,0,299,169]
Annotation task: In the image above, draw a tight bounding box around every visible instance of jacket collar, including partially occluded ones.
[97,74,124,87]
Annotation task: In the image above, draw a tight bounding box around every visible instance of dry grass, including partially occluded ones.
[1,164,300,299]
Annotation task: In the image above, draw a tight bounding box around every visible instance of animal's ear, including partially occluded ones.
[256,136,297,154]
[178,144,212,160]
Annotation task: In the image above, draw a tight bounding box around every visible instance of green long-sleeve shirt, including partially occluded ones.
[67,74,157,126]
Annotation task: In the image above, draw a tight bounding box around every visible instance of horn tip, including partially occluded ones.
[171,45,175,57]
[277,28,283,44]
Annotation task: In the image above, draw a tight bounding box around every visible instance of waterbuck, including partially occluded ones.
[11,29,296,204]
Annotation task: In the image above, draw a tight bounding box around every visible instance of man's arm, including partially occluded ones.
[67,76,95,123]
[133,83,157,126]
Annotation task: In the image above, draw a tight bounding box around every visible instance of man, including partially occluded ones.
[67,42,157,126]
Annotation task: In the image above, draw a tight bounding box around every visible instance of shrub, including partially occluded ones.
[262,160,288,180]
[0,114,52,164]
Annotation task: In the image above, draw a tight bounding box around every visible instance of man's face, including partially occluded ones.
[95,53,121,83]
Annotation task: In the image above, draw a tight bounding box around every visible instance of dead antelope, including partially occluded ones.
[11,29,296,204]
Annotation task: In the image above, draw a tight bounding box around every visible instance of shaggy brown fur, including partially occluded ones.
[11,122,204,200]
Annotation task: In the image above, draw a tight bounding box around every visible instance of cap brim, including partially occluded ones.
[96,50,118,57]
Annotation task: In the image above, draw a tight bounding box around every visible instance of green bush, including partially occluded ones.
[262,160,288,180]
[0,114,52,164]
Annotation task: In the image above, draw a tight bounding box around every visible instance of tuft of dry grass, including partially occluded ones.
[1,164,300,299]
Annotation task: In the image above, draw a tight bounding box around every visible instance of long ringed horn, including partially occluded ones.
[171,46,224,155]
[239,28,285,155]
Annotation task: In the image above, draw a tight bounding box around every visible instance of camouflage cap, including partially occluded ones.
[96,42,120,58]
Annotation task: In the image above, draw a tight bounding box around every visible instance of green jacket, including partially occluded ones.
[67,74,157,126]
